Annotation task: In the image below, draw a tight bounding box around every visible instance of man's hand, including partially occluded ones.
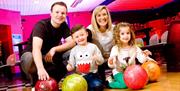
[44,47,56,62]
[37,68,49,80]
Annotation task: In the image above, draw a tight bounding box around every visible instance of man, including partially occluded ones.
[20,1,75,86]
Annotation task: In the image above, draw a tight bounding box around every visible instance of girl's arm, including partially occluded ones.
[136,47,147,63]
[136,46,157,64]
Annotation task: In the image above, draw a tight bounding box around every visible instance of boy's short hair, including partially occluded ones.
[71,24,84,35]
[71,24,92,42]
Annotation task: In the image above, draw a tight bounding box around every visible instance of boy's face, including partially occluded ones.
[72,28,88,46]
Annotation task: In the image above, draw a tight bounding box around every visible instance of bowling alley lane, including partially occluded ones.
[0,64,179,91]
[104,64,180,91]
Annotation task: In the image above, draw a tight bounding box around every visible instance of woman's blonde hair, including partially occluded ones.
[114,22,136,48]
[91,5,112,36]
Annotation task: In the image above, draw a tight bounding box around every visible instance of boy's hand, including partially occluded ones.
[92,53,102,65]
[66,64,74,71]
[92,54,98,62]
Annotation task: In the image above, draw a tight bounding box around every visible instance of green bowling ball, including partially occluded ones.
[61,74,88,91]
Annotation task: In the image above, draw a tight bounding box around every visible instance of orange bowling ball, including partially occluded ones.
[142,61,161,82]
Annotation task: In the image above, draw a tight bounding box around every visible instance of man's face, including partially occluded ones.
[50,4,67,26]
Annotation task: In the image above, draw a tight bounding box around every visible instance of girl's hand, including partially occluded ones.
[108,57,114,68]
[143,49,152,56]
[147,57,158,64]
[108,58,113,65]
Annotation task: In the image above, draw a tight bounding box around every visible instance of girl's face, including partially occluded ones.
[95,9,108,27]
[72,28,88,46]
[119,27,131,45]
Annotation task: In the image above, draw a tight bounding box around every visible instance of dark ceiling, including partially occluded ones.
[110,1,180,23]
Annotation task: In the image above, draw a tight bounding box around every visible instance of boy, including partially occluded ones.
[66,24,104,91]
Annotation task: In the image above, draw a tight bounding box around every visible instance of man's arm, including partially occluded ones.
[44,36,75,62]
[54,36,76,52]
[32,37,49,80]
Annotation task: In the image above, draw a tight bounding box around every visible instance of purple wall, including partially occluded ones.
[21,12,92,41]
[68,12,92,28]
[21,14,50,41]
[0,9,22,35]
[0,9,91,41]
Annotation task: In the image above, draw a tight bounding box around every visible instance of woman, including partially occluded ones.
[87,5,114,60]
[87,5,114,85]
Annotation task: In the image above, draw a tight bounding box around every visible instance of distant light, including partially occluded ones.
[33,0,39,4]
[71,0,83,8]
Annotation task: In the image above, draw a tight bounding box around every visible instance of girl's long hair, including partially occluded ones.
[113,22,136,49]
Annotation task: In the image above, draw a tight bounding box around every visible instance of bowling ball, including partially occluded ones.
[142,61,161,82]
[124,65,148,90]
[61,74,87,91]
[35,77,58,91]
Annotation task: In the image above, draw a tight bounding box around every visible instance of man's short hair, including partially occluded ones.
[51,2,67,12]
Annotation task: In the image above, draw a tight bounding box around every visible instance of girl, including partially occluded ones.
[107,22,155,89]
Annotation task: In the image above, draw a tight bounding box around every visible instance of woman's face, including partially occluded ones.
[119,27,131,45]
[95,9,108,28]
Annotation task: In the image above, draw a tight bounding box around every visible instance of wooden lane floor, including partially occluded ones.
[2,64,180,91]
[104,64,180,91]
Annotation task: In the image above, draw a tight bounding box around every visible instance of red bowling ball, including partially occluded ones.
[35,77,58,91]
[124,65,148,90]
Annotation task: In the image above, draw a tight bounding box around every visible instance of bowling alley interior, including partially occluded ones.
[0,0,180,91]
